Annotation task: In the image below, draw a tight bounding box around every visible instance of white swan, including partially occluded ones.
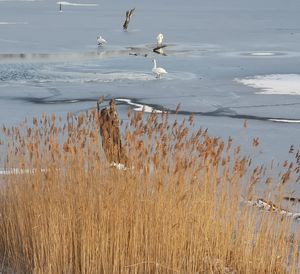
[152,59,167,79]
[156,33,164,46]
[97,35,107,46]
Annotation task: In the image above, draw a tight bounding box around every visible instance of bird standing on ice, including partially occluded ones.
[152,59,167,79]
[97,36,107,46]
[156,33,164,47]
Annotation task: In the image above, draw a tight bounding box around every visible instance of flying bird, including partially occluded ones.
[97,35,107,46]
[152,59,167,79]
[123,8,135,30]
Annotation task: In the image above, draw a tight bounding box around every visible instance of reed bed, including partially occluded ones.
[0,109,299,273]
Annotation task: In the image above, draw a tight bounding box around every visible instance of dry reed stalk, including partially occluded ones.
[0,109,299,273]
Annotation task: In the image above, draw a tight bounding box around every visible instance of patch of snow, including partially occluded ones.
[235,74,300,95]
[57,1,98,7]
[0,22,28,25]
[116,98,163,113]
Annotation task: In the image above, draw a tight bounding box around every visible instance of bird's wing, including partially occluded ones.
[123,11,130,29]
[158,68,167,73]
[129,8,135,18]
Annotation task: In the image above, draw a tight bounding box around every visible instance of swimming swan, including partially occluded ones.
[152,59,167,79]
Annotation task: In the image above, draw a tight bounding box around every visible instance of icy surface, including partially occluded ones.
[0,0,300,169]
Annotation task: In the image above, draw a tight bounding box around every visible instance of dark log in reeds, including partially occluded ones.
[97,99,128,165]
[123,8,135,30]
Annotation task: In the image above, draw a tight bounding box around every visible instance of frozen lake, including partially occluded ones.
[0,0,300,168]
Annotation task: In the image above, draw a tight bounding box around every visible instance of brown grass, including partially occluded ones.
[0,109,299,273]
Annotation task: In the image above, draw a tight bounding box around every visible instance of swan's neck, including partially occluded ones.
[153,60,157,69]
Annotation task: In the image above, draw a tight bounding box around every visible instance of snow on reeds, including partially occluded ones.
[0,109,299,273]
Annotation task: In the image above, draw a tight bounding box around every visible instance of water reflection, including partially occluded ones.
[0,43,221,63]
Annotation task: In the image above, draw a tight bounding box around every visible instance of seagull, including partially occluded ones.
[156,33,164,47]
[97,36,107,46]
[152,59,167,79]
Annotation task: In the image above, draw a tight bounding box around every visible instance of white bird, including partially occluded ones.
[97,36,107,46]
[156,33,164,47]
[152,59,167,79]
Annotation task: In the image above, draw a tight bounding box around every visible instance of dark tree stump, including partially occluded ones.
[98,99,128,165]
